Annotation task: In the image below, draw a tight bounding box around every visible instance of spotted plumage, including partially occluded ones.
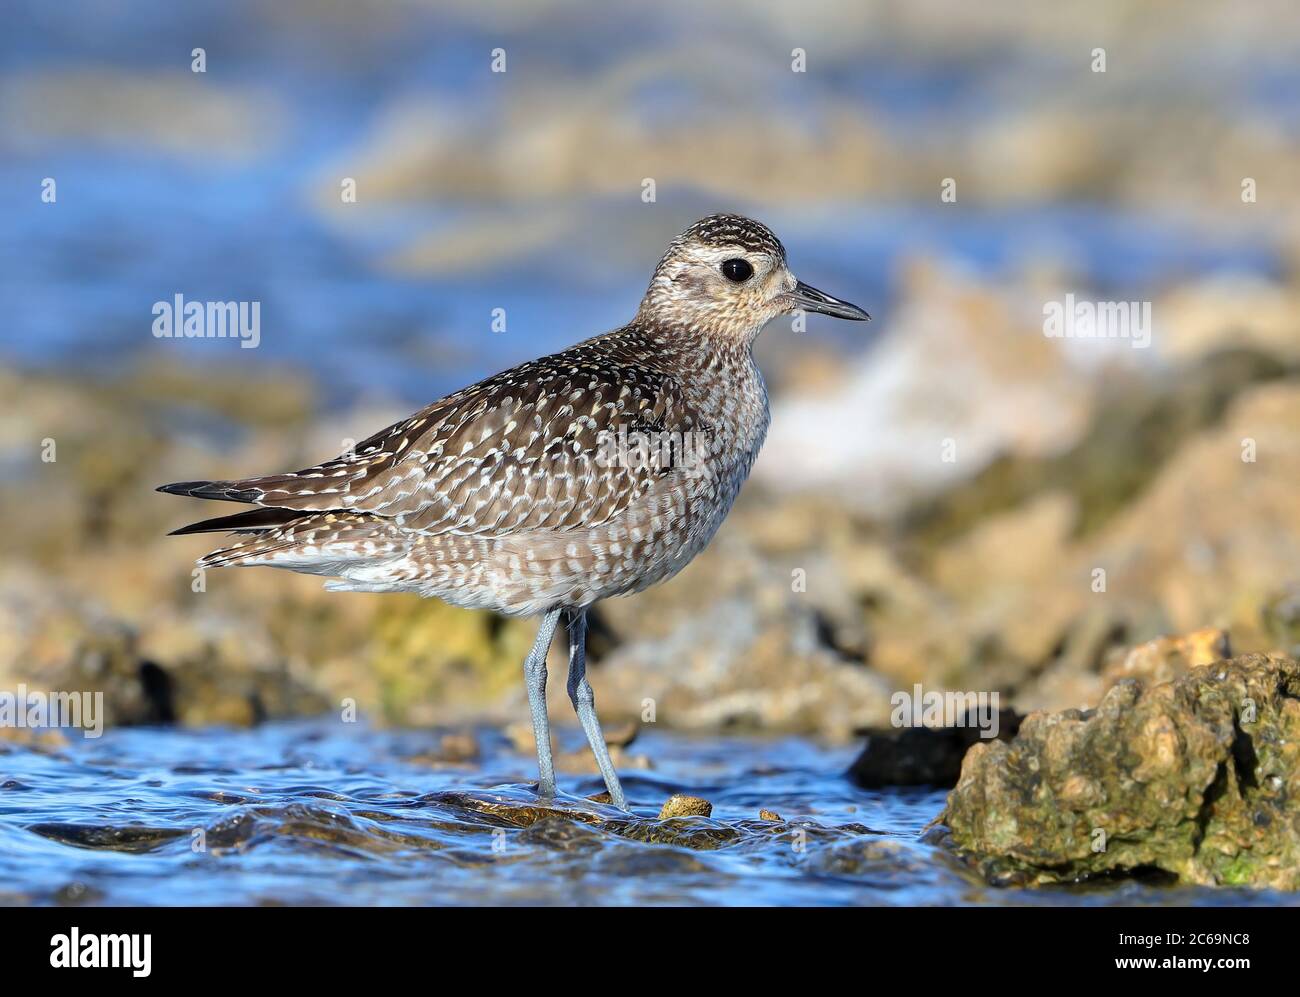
[160,213,869,809]
[679,212,788,257]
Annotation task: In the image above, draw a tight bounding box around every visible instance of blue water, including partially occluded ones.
[2,721,1295,906]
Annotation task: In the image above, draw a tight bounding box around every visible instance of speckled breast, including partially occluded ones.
[467,349,771,616]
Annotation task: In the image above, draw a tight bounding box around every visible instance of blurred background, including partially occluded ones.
[3,0,1300,740]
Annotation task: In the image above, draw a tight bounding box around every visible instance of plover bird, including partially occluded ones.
[160,214,868,810]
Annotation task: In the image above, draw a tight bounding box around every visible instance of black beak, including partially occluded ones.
[790,280,871,321]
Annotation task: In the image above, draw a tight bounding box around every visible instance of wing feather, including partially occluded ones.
[161,345,703,539]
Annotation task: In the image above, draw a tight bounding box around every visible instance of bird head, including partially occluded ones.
[638,213,869,342]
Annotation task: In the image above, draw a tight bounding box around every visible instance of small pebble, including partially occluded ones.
[759,809,783,822]
[658,794,712,819]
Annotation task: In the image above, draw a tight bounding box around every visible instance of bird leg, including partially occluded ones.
[524,608,562,799]
[565,608,628,810]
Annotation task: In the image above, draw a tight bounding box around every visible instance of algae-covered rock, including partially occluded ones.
[658,794,713,819]
[941,653,1300,888]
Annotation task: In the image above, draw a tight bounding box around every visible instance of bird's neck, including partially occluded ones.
[632,303,766,367]
[610,312,770,458]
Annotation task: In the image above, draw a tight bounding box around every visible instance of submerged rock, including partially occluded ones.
[29,822,189,854]
[422,789,611,829]
[941,653,1300,888]
[424,788,742,850]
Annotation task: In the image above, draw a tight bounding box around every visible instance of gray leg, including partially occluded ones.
[565,608,628,810]
[524,608,562,799]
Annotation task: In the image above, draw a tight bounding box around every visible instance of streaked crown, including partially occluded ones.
[676,213,787,261]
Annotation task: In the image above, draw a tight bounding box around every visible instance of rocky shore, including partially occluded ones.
[939,652,1300,890]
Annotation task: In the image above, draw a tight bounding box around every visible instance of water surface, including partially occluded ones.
[2,722,1292,906]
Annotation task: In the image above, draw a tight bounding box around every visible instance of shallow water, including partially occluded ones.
[1,721,1293,906]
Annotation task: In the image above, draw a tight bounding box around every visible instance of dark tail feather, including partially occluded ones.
[156,480,264,503]
[168,506,309,536]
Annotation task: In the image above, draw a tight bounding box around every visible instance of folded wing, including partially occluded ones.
[160,350,703,539]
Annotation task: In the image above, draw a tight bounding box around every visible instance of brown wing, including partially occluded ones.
[161,348,702,538]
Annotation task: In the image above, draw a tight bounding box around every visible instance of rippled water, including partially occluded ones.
[2,721,1292,906]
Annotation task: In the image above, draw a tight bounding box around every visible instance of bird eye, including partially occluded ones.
[721,258,754,283]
